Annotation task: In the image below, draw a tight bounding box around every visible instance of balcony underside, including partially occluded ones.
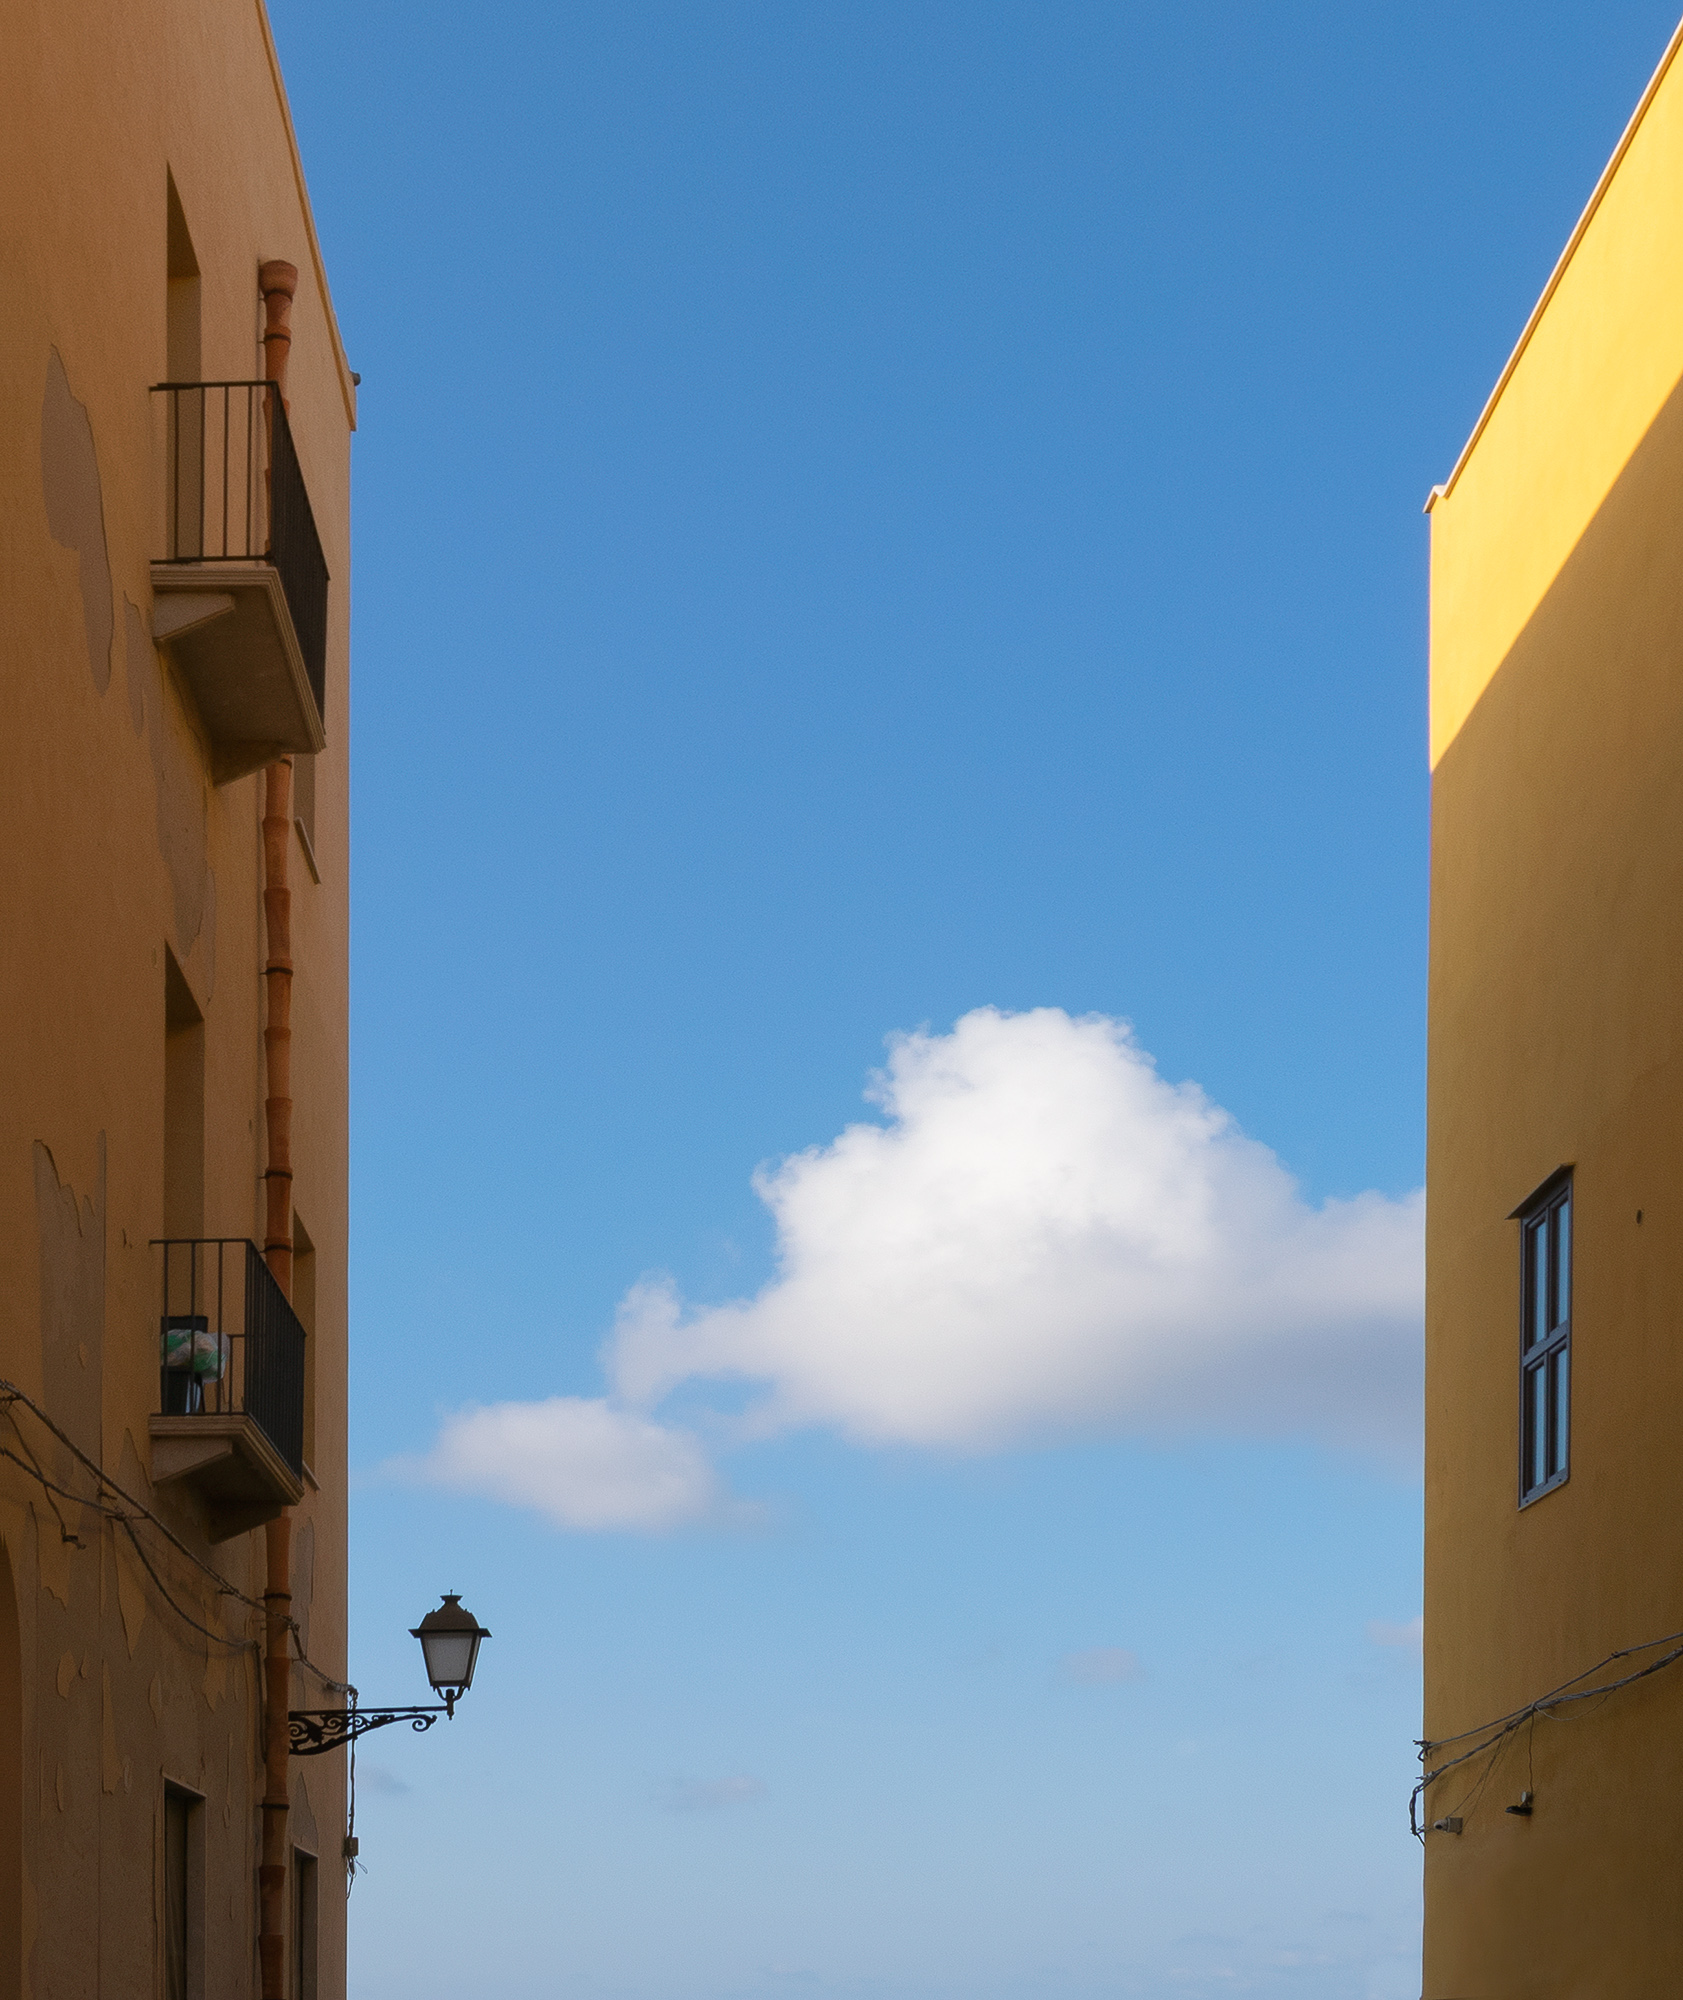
[149,1412,305,1542]
[151,562,326,784]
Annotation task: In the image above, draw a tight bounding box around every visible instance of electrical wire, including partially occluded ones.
[117,1515,254,1654]
[1412,1627,1683,1839]
[0,1372,373,1886]
[346,1697,361,1896]
[0,1410,84,1547]
[0,1382,267,1609]
[0,1381,359,1719]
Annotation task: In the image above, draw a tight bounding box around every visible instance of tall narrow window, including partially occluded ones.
[165,174,201,381]
[162,1783,202,2000]
[292,1214,317,1471]
[292,1848,319,2000]
[165,174,203,558]
[1520,1175,1571,1503]
[163,950,204,1240]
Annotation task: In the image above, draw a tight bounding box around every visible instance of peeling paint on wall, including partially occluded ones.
[35,1502,73,1611]
[32,1140,104,1467]
[130,589,220,997]
[40,349,113,694]
[293,1770,319,1859]
[115,1533,147,1658]
[146,666,212,965]
[123,596,149,736]
[202,1621,228,1711]
[100,1664,121,1794]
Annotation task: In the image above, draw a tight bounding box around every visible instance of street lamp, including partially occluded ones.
[410,1593,492,1717]
[289,1592,492,1755]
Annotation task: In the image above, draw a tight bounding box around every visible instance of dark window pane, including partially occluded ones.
[1536,1361,1549,1487]
[1526,1220,1547,1348]
[165,1790,189,2000]
[1551,1346,1570,1480]
[1523,1360,1545,1492]
[1555,1195,1570,1328]
[1519,1182,1572,1500]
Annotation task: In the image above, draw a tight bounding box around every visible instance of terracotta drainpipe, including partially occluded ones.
[257,255,298,2000]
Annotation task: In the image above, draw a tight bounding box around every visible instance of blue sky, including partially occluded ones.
[265,3,1681,1994]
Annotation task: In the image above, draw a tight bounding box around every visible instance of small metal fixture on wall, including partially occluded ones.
[289,1594,491,1756]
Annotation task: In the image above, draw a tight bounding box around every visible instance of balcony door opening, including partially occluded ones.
[162,1781,204,2000]
[292,1847,319,2000]
[292,1213,317,1471]
[163,949,204,1241]
[165,174,203,556]
[165,173,201,379]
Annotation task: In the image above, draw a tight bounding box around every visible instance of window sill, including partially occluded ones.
[1519,1468,1570,1509]
[295,816,321,884]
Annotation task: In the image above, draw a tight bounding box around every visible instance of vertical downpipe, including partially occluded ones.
[257,256,299,2000]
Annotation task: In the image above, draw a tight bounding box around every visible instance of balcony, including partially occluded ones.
[149,1239,306,1541]
[149,381,329,783]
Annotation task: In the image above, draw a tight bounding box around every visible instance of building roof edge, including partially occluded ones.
[254,0,358,433]
[1430,13,1683,510]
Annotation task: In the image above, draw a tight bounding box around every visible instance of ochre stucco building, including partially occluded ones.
[0,2,353,1993]
[1424,15,1683,1991]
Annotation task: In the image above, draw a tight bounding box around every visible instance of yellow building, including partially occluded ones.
[0,1,353,1993]
[1424,15,1683,1992]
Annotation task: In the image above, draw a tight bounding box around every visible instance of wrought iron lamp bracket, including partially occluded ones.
[288,1702,451,1757]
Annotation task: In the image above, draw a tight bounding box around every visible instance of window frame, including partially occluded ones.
[292,1844,319,2000]
[161,1778,205,2000]
[1515,1168,1573,1507]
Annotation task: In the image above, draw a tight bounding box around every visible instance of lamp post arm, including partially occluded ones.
[288,1705,447,1757]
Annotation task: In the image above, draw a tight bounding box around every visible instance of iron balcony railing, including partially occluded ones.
[154,1239,306,1479]
[151,380,330,722]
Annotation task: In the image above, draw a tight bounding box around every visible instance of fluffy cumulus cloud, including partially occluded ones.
[417,1395,721,1531]
[413,1007,1423,1528]
[611,1008,1422,1458]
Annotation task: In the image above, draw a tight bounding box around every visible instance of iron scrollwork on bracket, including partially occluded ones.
[288,1706,444,1756]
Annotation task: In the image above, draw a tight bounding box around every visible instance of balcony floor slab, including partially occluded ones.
[149,1411,305,1542]
[151,562,325,783]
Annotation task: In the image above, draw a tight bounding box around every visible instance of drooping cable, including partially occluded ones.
[0,1379,350,1690]
[1412,1627,1683,1838]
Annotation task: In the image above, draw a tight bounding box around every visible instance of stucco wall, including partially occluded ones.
[0,3,352,1994]
[1424,35,1683,1988]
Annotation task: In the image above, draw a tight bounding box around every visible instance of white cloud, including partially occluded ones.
[404,1008,1422,1530]
[610,1007,1423,1458]
[356,1763,411,1797]
[660,1774,766,1812]
[414,1395,720,1531]
[1366,1616,1424,1650]
[1062,1647,1146,1684]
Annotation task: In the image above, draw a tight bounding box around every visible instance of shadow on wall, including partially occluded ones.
[33,1141,103,1465]
[40,349,218,993]
[40,349,112,694]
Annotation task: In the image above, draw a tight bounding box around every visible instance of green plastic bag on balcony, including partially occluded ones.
[160,1319,199,1372]
[192,1330,230,1381]
[159,1319,229,1381]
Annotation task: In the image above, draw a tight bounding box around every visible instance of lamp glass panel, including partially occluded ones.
[420,1629,477,1689]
